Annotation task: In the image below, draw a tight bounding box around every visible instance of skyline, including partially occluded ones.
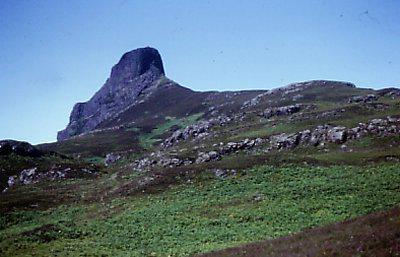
[1,0,399,144]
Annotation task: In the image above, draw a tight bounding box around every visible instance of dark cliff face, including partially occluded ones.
[57,47,165,141]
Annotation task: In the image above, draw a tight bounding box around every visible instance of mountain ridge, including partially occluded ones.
[58,47,365,142]
[3,47,400,257]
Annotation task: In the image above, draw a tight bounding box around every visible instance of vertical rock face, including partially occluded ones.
[57,47,165,141]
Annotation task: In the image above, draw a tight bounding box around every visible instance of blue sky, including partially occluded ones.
[0,0,399,144]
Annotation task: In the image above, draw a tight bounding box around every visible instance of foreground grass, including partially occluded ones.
[199,207,400,257]
[1,164,400,256]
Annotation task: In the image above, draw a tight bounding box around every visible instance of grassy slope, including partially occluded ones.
[37,128,142,158]
[138,113,204,150]
[198,207,400,257]
[0,154,98,191]
[4,82,400,256]
[1,164,399,256]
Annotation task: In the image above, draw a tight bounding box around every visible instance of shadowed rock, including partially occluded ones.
[58,47,165,141]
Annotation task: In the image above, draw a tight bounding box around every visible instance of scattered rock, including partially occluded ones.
[270,133,300,149]
[127,117,400,173]
[327,126,347,143]
[270,116,400,150]
[196,151,220,163]
[162,115,232,148]
[348,94,377,103]
[213,169,237,179]
[3,166,98,192]
[252,194,264,202]
[262,104,303,119]
[105,153,122,166]
[377,88,400,98]
[241,92,270,109]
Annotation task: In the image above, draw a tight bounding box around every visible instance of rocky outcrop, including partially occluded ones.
[241,81,355,110]
[267,80,355,96]
[3,166,98,192]
[129,152,189,172]
[377,88,400,98]
[124,116,400,173]
[196,151,220,163]
[58,47,165,141]
[0,140,43,157]
[161,115,232,148]
[270,117,400,150]
[348,94,377,103]
[213,169,237,179]
[262,104,303,119]
[241,92,270,109]
[104,153,122,166]
[219,138,264,155]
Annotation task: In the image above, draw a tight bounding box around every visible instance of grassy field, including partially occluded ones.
[1,163,399,256]
[199,207,400,257]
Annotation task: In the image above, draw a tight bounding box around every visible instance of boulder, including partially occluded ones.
[196,151,220,163]
[271,133,300,149]
[19,167,39,185]
[348,94,377,103]
[263,104,302,119]
[213,169,237,179]
[105,153,122,166]
[327,126,347,143]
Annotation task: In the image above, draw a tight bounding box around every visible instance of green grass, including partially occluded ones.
[83,156,105,165]
[139,113,203,149]
[1,164,399,256]
[228,122,294,141]
[125,127,140,132]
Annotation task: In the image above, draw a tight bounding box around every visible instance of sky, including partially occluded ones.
[0,0,399,144]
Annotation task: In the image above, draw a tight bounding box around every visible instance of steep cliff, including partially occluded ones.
[57,47,165,140]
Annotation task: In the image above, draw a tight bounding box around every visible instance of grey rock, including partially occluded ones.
[58,47,165,140]
[213,169,237,179]
[162,115,231,148]
[252,194,264,202]
[3,166,98,192]
[263,104,302,119]
[241,92,270,109]
[105,153,122,166]
[271,133,300,149]
[7,176,16,187]
[19,167,38,185]
[340,144,348,152]
[327,126,347,143]
[196,151,220,163]
[348,94,377,103]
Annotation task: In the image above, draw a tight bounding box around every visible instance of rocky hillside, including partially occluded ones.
[2,47,400,256]
[58,47,166,140]
[0,140,98,192]
[47,47,390,159]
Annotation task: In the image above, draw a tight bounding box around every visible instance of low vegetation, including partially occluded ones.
[139,113,203,149]
[3,81,400,256]
[1,164,399,256]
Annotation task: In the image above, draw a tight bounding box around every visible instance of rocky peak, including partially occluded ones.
[110,47,165,80]
[57,47,166,141]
